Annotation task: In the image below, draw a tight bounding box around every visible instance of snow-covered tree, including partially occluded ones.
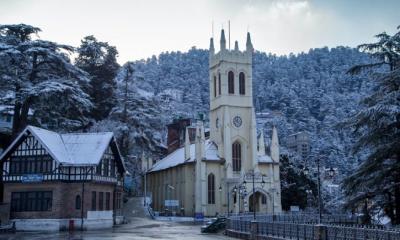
[0,24,92,135]
[343,26,400,224]
[76,35,119,121]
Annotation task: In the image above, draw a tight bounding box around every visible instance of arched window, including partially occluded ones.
[218,73,221,95]
[75,195,81,210]
[208,173,215,204]
[239,72,245,95]
[228,71,234,94]
[232,141,241,172]
[213,76,217,97]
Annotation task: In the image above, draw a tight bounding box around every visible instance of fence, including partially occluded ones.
[226,216,400,240]
[229,213,359,224]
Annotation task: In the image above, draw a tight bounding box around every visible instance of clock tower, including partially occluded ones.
[209,30,258,178]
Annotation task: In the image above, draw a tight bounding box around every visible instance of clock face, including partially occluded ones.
[233,116,242,128]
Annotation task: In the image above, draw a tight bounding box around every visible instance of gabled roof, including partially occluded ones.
[0,125,126,171]
[149,140,220,172]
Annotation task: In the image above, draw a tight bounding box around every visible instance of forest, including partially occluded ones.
[1,24,399,222]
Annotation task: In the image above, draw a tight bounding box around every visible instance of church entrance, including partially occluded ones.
[249,192,265,213]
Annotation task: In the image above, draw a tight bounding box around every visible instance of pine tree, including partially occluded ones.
[343,26,400,224]
[76,35,119,121]
[280,155,317,211]
[0,24,93,135]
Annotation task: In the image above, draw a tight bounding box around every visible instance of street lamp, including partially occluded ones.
[238,184,247,214]
[243,170,266,220]
[303,158,322,224]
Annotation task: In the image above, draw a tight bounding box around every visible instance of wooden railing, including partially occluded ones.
[3,173,120,184]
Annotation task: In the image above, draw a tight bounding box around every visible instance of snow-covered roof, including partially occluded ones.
[149,140,220,172]
[258,154,273,163]
[0,126,126,170]
[0,105,34,115]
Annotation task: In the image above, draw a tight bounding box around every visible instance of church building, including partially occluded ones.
[146,30,282,217]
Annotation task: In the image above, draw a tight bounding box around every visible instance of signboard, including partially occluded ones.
[22,174,44,183]
[164,200,179,207]
[195,212,204,220]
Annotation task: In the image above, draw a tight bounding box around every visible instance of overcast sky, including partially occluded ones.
[1,0,399,63]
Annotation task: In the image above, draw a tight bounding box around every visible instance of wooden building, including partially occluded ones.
[0,125,126,231]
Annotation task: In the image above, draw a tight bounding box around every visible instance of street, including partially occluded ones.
[0,217,233,240]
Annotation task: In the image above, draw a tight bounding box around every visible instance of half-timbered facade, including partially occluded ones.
[0,125,126,231]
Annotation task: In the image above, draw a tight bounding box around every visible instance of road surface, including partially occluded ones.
[0,198,233,240]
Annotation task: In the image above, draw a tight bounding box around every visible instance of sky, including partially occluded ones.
[0,0,399,64]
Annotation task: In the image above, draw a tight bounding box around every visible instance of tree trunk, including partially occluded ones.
[18,100,31,133]
[395,184,400,224]
[395,157,400,225]
[11,101,21,139]
[385,191,395,223]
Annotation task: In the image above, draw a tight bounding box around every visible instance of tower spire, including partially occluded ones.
[209,37,215,54]
[184,127,191,160]
[234,41,239,51]
[258,130,266,155]
[246,32,253,52]
[271,126,280,162]
[220,29,226,51]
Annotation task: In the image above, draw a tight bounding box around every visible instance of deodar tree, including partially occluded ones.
[76,35,119,121]
[0,24,93,136]
[343,26,400,224]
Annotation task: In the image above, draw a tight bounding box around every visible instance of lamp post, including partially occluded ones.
[243,170,266,220]
[270,187,276,218]
[305,189,313,211]
[303,157,322,224]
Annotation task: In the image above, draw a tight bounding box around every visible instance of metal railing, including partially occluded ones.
[226,215,400,240]
[326,224,400,240]
[228,213,358,224]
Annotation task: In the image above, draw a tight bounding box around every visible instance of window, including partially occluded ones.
[228,71,234,94]
[91,191,96,211]
[261,194,267,204]
[75,195,81,210]
[9,136,53,175]
[207,173,215,204]
[111,161,116,177]
[218,73,221,95]
[11,191,52,212]
[213,76,217,97]
[232,141,241,172]
[106,192,111,210]
[99,192,104,210]
[239,72,245,95]
[104,158,109,176]
[96,161,102,175]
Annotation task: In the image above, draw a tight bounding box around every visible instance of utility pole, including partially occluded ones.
[317,158,322,224]
[143,153,148,206]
